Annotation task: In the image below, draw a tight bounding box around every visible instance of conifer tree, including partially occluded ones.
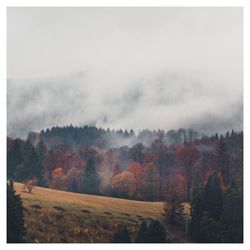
[135,219,166,243]
[214,138,230,186]
[203,172,223,220]
[135,221,148,242]
[22,147,45,186]
[190,172,204,240]
[81,158,100,194]
[7,181,25,243]
[146,220,167,243]
[221,180,243,242]
[7,139,23,180]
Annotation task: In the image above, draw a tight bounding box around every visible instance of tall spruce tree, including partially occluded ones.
[7,181,25,243]
[214,138,230,186]
[81,158,100,194]
[190,172,204,241]
[203,172,223,220]
[221,180,243,242]
[22,147,45,185]
[190,172,224,242]
[7,139,23,180]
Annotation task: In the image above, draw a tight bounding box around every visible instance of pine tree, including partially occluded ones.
[70,178,78,193]
[35,142,47,186]
[147,220,167,243]
[135,221,148,242]
[214,138,230,186]
[190,172,224,242]
[203,172,223,220]
[81,158,100,194]
[7,181,25,243]
[190,172,204,240]
[199,212,223,243]
[36,141,47,163]
[111,225,131,243]
[7,139,23,180]
[221,180,243,242]
[22,147,45,186]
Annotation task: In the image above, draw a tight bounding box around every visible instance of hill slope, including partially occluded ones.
[14,182,189,243]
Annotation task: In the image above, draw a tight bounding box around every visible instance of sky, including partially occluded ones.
[7,7,243,139]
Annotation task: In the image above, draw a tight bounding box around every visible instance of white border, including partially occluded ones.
[0,1,249,249]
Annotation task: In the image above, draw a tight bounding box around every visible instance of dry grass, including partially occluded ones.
[14,182,190,243]
[15,182,163,219]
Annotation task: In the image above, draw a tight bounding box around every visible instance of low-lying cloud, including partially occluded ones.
[7,69,243,139]
[7,7,243,138]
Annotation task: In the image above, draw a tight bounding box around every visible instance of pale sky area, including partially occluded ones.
[7,7,243,138]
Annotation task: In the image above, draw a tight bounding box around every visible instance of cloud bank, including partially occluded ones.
[7,8,243,138]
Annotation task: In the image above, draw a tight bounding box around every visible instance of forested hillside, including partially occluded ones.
[7,125,243,242]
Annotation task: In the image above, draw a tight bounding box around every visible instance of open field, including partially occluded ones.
[14,182,189,243]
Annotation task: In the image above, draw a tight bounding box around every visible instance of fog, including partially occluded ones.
[7,7,243,139]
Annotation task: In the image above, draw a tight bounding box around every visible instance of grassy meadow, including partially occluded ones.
[14,182,189,243]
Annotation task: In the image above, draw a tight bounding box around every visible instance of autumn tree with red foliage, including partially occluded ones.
[127,162,144,199]
[142,162,160,201]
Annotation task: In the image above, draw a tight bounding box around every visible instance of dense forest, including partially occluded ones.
[7,125,243,242]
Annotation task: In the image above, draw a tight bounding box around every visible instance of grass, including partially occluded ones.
[14,182,190,243]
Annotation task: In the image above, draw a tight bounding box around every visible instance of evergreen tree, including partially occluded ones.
[135,219,166,243]
[199,212,223,243]
[7,139,23,180]
[221,181,243,242]
[111,225,131,243]
[35,141,47,163]
[81,158,100,194]
[190,172,224,242]
[203,172,223,220]
[7,181,25,243]
[22,147,45,185]
[146,220,167,243]
[135,220,148,242]
[214,138,230,186]
[69,178,78,193]
[190,172,204,240]
[35,142,47,186]
[22,140,33,159]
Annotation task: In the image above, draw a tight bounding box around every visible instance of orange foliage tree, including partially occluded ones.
[127,162,144,199]
[111,171,136,199]
[50,167,67,190]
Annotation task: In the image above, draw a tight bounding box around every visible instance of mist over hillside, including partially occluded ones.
[7,72,242,139]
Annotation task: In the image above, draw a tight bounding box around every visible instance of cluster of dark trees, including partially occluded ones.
[112,219,167,243]
[190,171,243,243]
[39,125,201,149]
[7,139,46,186]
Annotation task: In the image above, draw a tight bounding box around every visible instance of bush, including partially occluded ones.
[111,225,131,243]
[136,219,167,243]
